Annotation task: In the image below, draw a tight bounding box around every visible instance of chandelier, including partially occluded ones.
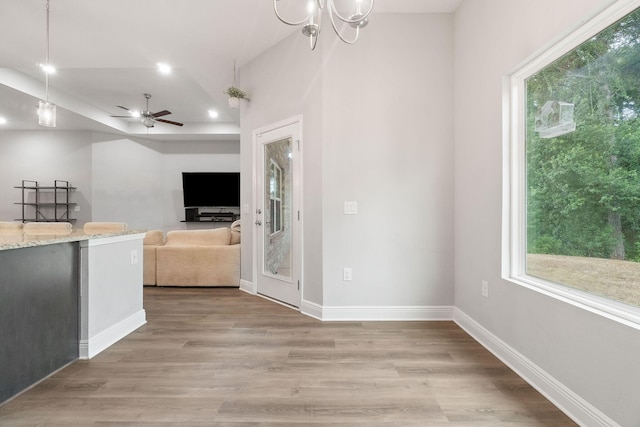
[273,0,374,50]
[38,0,56,127]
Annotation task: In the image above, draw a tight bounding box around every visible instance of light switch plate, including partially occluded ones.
[344,201,357,215]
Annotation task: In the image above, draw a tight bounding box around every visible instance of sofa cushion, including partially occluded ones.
[165,228,231,246]
[83,222,128,234]
[230,220,241,245]
[0,222,23,234]
[23,222,73,235]
[230,230,240,245]
[143,246,158,286]
[144,230,164,246]
[156,245,240,287]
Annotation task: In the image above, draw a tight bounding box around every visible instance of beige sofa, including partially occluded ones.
[153,227,240,287]
[143,230,164,286]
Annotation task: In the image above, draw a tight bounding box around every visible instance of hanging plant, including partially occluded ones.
[224,86,249,109]
[224,86,249,100]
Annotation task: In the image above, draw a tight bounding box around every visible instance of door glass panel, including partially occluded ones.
[263,138,292,279]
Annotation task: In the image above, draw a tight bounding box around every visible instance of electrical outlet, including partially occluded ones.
[130,250,138,265]
[481,280,489,298]
[343,267,352,281]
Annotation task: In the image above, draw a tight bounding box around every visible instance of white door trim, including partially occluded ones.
[252,115,303,308]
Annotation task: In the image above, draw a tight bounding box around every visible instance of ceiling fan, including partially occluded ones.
[112,93,183,128]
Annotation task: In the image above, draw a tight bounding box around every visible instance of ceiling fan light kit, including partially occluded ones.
[273,0,374,50]
[111,93,184,128]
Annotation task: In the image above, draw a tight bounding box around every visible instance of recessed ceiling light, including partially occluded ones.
[208,110,219,119]
[157,63,172,75]
[0,117,7,125]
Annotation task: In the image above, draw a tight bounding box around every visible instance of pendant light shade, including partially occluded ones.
[38,100,56,127]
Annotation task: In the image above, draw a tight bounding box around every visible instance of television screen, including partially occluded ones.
[182,172,240,207]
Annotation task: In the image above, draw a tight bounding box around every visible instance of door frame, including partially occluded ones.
[251,115,303,308]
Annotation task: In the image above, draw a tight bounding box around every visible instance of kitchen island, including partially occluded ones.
[0,229,146,404]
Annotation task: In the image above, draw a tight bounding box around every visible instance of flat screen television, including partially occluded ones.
[182,172,240,208]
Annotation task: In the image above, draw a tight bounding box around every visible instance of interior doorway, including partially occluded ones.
[254,117,302,308]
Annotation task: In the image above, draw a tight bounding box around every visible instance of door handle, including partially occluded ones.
[255,219,262,226]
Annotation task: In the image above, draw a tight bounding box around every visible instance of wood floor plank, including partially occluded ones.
[0,287,577,425]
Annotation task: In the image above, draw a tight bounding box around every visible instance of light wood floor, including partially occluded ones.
[0,287,576,426]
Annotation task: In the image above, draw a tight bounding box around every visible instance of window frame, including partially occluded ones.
[502,0,640,330]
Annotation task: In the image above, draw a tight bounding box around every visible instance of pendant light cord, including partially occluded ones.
[233,60,237,86]
[45,0,51,102]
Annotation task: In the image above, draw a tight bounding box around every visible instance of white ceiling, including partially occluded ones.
[0,0,462,141]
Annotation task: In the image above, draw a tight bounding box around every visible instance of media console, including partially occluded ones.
[184,207,238,223]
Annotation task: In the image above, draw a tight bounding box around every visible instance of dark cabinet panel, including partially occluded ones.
[0,243,79,404]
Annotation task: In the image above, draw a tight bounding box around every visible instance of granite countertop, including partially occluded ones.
[0,229,146,251]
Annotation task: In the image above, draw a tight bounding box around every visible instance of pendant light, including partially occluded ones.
[38,0,56,127]
[274,0,374,50]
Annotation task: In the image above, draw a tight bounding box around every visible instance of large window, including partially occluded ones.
[505,0,640,328]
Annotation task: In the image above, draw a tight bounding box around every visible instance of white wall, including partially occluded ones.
[91,134,163,229]
[161,140,240,231]
[91,135,240,232]
[454,0,640,425]
[0,130,239,232]
[241,13,455,310]
[0,130,92,225]
[321,13,454,308]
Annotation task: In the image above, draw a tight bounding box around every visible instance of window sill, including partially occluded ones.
[504,273,640,331]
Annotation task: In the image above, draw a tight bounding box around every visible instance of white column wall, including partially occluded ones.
[321,13,455,308]
[91,135,164,230]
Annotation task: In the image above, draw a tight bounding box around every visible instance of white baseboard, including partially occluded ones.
[319,305,454,321]
[453,308,619,427]
[239,279,254,294]
[79,309,146,359]
[242,285,452,322]
[301,299,323,320]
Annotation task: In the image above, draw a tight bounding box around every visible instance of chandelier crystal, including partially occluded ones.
[274,0,374,50]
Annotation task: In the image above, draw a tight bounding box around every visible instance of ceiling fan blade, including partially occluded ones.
[156,118,184,127]
[152,110,171,118]
[111,115,133,118]
[116,105,132,112]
